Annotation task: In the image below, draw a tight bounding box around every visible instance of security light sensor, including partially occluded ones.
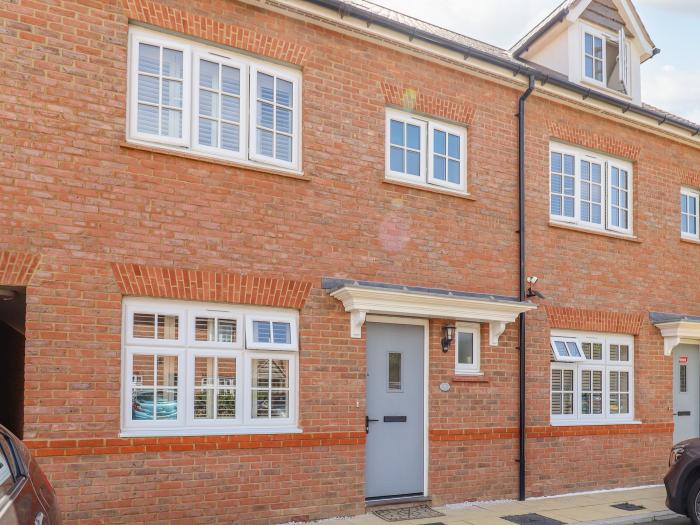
[527,276,538,284]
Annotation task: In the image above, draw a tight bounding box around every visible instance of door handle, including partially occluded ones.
[674,411,691,416]
[365,416,379,433]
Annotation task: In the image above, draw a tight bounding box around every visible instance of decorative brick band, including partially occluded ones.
[544,306,645,335]
[111,263,312,309]
[25,432,365,458]
[0,250,40,286]
[431,423,672,442]
[381,81,476,125]
[547,121,641,161]
[122,0,309,65]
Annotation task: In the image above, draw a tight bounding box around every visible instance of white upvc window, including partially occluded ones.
[550,331,634,425]
[128,27,302,172]
[385,108,467,193]
[455,322,480,375]
[550,336,586,362]
[550,143,633,235]
[581,25,631,96]
[681,188,700,239]
[122,298,299,436]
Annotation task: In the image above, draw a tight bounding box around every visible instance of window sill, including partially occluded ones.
[120,141,310,182]
[681,236,700,245]
[119,425,303,438]
[549,420,641,427]
[383,177,475,201]
[580,79,633,101]
[452,373,488,383]
[548,221,640,242]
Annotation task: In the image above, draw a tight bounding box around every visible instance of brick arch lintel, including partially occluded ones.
[544,305,645,335]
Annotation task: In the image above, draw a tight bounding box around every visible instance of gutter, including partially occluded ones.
[517,75,535,501]
[303,0,700,137]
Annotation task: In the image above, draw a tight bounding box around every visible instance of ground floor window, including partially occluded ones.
[550,331,634,424]
[122,297,298,436]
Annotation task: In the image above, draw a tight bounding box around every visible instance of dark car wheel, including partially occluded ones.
[687,479,700,525]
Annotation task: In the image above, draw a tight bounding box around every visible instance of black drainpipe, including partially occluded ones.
[517,75,535,502]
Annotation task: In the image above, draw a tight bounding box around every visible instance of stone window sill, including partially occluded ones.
[548,221,641,243]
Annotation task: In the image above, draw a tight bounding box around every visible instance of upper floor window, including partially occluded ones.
[551,331,634,425]
[550,143,633,235]
[385,108,467,193]
[128,27,301,172]
[681,188,699,240]
[582,25,630,96]
[122,298,299,436]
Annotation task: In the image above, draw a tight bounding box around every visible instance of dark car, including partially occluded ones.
[0,424,61,525]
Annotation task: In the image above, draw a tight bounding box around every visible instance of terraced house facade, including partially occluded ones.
[2,0,700,523]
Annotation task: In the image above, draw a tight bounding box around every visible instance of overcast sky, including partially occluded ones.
[370,0,700,124]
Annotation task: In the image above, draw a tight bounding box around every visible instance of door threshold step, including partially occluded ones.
[365,495,432,510]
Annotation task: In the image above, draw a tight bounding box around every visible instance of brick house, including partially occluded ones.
[2,0,700,523]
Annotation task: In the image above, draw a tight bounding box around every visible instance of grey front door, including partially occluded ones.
[365,322,424,499]
[673,344,700,444]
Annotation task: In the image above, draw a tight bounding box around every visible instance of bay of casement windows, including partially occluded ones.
[550,331,635,425]
[681,187,700,240]
[127,27,301,173]
[550,143,633,236]
[581,24,631,97]
[385,108,468,194]
[121,298,299,437]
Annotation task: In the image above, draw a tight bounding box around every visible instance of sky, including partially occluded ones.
[369,0,700,124]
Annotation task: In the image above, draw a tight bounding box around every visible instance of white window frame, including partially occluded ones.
[582,27,606,87]
[580,24,632,97]
[681,187,700,240]
[428,120,467,192]
[121,297,299,437]
[127,26,302,173]
[248,63,301,171]
[385,108,467,193]
[245,314,299,351]
[454,322,480,375]
[550,331,634,425]
[550,336,586,362]
[128,30,192,147]
[549,142,633,235]
[192,51,248,162]
[550,364,576,420]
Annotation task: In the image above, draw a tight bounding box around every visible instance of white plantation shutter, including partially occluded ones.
[618,27,629,94]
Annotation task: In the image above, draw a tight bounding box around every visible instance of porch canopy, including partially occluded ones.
[323,278,536,346]
[651,312,700,355]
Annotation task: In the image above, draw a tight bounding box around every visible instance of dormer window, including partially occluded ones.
[582,26,630,96]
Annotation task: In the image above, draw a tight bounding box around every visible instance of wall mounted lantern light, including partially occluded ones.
[441,324,456,353]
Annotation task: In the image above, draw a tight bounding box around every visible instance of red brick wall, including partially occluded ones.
[0,0,690,522]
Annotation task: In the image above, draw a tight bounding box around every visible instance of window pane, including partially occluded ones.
[388,352,401,391]
[199,89,218,117]
[137,74,159,104]
[406,151,420,176]
[566,341,581,358]
[219,358,236,386]
[257,72,274,101]
[218,319,237,343]
[448,160,460,184]
[132,389,155,420]
[133,313,155,339]
[406,124,420,150]
[217,389,236,418]
[221,123,240,151]
[137,104,159,135]
[276,134,292,162]
[434,130,446,155]
[271,360,288,387]
[157,355,178,387]
[563,369,574,391]
[555,340,569,356]
[457,331,474,365]
[132,354,154,386]
[585,33,593,55]
[390,146,404,172]
[160,108,182,138]
[551,174,562,194]
[162,48,183,78]
[256,129,274,157]
[194,388,215,418]
[271,390,289,418]
[276,108,292,133]
[563,197,575,217]
[199,60,219,89]
[253,359,270,387]
[390,120,404,146]
[551,152,562,173]
[433,155,446,181]
[448,134,460,158]
[222,66,240,95]
[155,389,178,420]
[253,390,269,417]
[253,320,271,344]
[161,79,182,107]
[272,322,292,344]
[257,101,274,129]
[563,154,575,175]
[138,43,160,74]
[194,357,215,386]
[156,314,179,340]
[551,195,562,216]
[195,317,216,342]
[276,78,293,108]
[199,118,217,147]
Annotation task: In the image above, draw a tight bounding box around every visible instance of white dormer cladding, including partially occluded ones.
[513,0,656,106]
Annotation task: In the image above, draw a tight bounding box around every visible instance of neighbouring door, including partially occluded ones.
[365,322,424,499]
[673,344,700,444]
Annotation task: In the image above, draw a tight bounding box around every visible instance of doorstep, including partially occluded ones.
[295,486,683,525]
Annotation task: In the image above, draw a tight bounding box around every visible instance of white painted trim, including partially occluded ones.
[655,321,700,356]
[681,187,700,240]
[427,120,467,193]
[455,322,480,375]
[330,286,535,341]
[364,316,430,498]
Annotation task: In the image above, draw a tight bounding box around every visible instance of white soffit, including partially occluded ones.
[654,321,700,356]
[329,285,536,344]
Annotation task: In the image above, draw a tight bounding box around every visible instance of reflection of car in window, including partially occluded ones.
[131,390,178,420]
